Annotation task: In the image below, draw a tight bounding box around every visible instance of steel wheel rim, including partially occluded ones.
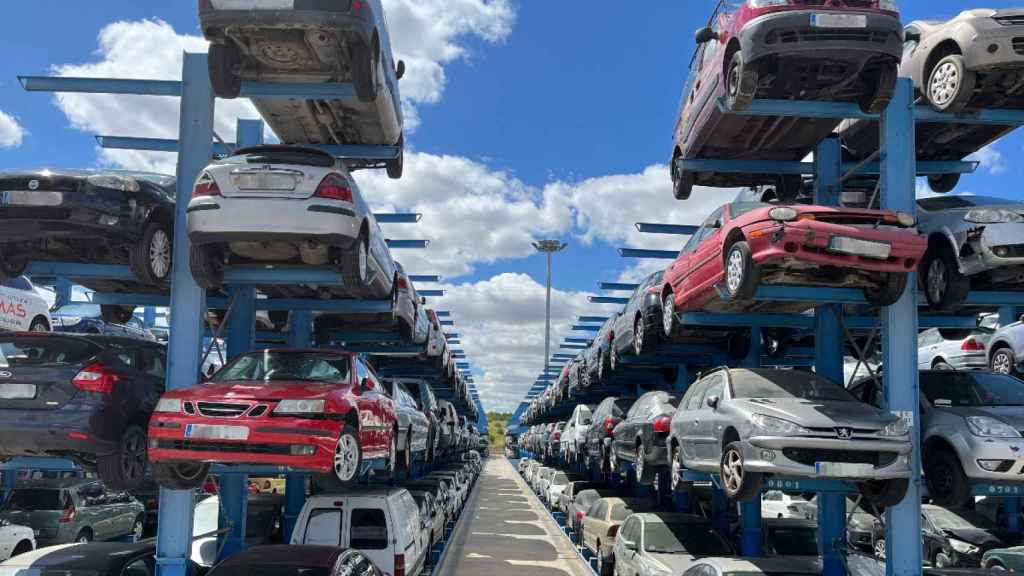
[927,259,946,303]
[723,449,743,492]
[334,434,359,481]
[662,295,674,333]
[728,61,740,99]
[610,449,617,472]
[150,229,171,279]
[634,319,644,355]
[931,62,959,106]
[122,433,146,480]
[133,520,143,541]
[937,554,949,568]
[671,451,681,489]
[357,241,368,283]
[727,250,744,294]
[636,445,644,479]
[994,351,1013,374]
[874,539,886,559]
[29,320,45,332]
[389,435,397,471]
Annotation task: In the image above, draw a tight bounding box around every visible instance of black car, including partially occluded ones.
[610,391,679,484]
[0,541,202,575]
[761,518,819,556]
[0,333,166,489]
[921,505,1022,568]
[585,396,635,476]
[206,545,384,576]
[387,377,441,463]
[611,271,664,359]
[0,170,177,324]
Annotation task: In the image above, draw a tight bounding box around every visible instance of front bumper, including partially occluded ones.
[741,435,911,480]
[187,196,360,249]
[741,10,902,63]
[953,434,1024,482]
[963,26,1024,71]
[945,353,989,371]
[955,223,1024,278]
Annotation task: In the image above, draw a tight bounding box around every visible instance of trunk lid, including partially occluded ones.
[0,335,102,410]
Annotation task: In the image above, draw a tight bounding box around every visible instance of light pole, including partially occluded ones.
[533,240,567,371]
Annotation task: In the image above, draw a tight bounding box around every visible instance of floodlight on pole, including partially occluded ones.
[532,239,568,372]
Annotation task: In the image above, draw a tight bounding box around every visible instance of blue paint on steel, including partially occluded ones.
[408,275,440,282]
[589,296,629,304]
[677,312,815,329]
[284,309,312,540]
[217,475,248,561]
[598,282,640,291]
[754,284,866,304]
[26,262,134,280]
[635,223,699,235]
[439,320,455,326]
[445,333,460,339]
[143,307,157,329]
[571,325,600,332]
[419,289,445,297]
[618,248,678,259]
[564,338,592,344]
[96,135,233,155]
[374,213,422,223]
[739,327,763,557]
[914,105,1024,125]
[578,316,610,322]
[385,239,429,249]
[435,311,451,317]
[223,265,344,286]
[54,278,73,307]
[19,75,183,96]
[679,157,975,176]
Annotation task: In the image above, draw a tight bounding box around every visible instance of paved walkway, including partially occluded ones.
[435,458,592,576]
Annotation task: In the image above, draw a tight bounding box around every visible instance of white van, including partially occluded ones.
[0,276,50,332]
[291,487,426,576]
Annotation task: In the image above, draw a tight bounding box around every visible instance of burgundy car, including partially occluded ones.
[660,202,927,330]
[148,349,397,491]
[671,0,902,200]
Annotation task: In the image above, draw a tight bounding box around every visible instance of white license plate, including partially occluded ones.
[811,13,868,28]
[185,424,249,441]
[1,191,62,206]
[829,236,891,259]
[211,0,294,8]
[231,173,297,191]
[815,462,874,477]
[0,384,36,399]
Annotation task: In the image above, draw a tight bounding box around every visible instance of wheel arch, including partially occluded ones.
[28,315,50,331]
[989,340,1014,363]
[723,37,742,77]
[924,40,963,87]
[722,426,740,451]
[922,434,957,461]
[722,228,747,265]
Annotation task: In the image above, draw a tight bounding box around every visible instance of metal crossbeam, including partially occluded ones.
[374,213,423,224]
[560,344,587,349]
[439,320,455,326]
[408,275,440,283]
[435,311,451,317]
[571,324,600,331]
[677,312,815,329]
[96,134,400,161]
[678,158,976,176]
[589,296,629,304]
[635,223,698,235]
[419,289,445,297]
[563,338,591,344]
[578,315,610,322]
[598,282,640,291]
[385,239,429,249]
[617,248,677,259]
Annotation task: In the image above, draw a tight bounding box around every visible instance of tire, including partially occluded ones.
[927,54,976,114]
[75,530,92,544]
[670,444,683,492]
[101,305,135,325]
[859,60,898,114]
[935,551,953,569]
[991,348,1017,376]
[874,538,886,560]
[387,135,404,180]
[341,229,371,297]
[351,38,379,102]
[268,310,289,332]
[726,330,751,360]
[776,174,803,202]
[989,561,1008,571]
[672,157,695,201]
[928,173,960,194]
[932,360,954,371]
[720,441,762,501]
[131,516,144,542]
[129,221,172,285]
[151,461,210,491]
[316,426,363,492]
[189,244,224,290]
[28,316,50,333]
[609,347,618,372]
[662,292,677,337]
[636,444,654,484]
[403,432,413,472]
[0,248,27,280]
[859,478,909,509]
[634,315,656,356]
[597,545,613,576]
[725,50,757,112]
[863,273,908,307]
[96,425,148,490]
[208,42,242,100]
[723,241,760,300]
[388,432,399,478]
[921,243,970,311]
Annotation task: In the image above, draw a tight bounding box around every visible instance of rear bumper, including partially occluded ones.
[188,197,360,249]
[0,405,118,457]
[741,10,902,63]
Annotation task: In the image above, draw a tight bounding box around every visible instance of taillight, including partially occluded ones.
[575,511,584,522]
[192,172,220,198]
[552,432,561,441]
[314,173,353,202]
[396,276,409,290]
[394,553,405,576]
[72,362,119,394]
[58,503,76,524]
[603,417,617,435]
[607,331,614,342]
[962,338,985,351]
[653,415,672,434]
[608,525,619,538]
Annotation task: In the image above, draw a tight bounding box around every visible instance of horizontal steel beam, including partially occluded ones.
[374,213,422,224]
[618,248,677,259]
[439,320,455,326]
[27,262,133,280]
[563,338,591,344]
[598,282,640,291]
[578,315,610,323]
[96,134,400,160]
[560,344,588,349]
[447,339,461,345]
[635,222,698,235]
[408,275,440,283]
[435,311,451,317]
[20,75,183,96]
[677,312,815,329]
[679,158,977,176]
[445,333,460,339]
[418,289,445,297]
[385,239,429,249]
[224,265,345,286]
[571,324,600,331]
[589,296,629,304]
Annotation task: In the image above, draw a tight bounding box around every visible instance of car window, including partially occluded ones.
[730,369,856,402]
[138,348,167,380]
[303,509,342,546]
[683,379,710,411]
[5,488,64,510]
[918,329,938,346]
[350,508,388,550]
[921,372,1024,407]
[122,558,153,576]
[645,522,733,555]
[627,396,651,419]
[611,503,637,522]
[589,500,608,518]
[701,377,725,409]
[212,351,351,383]
[621,517,639,542]
[2,276,32,292]
[0,336,100,368]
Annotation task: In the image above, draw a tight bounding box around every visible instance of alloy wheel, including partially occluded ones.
[726,250,745,294]
[636,445,645,480]
[358,241,369,283]
[121,432,147,482]
[874,538,886,560]
[662,294,674,336]
[993,350,1014,374]
[634,319,644,355]
[609,448,617,474]
[29,320,47,332]
[333,434,360,482]
[930,62,959,107]
[671,448,682,490]
[132,519,144,542]
[722,449,743,493]
[927,258,947,304]
[149,229,171,279]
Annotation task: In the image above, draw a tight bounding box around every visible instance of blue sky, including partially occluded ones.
[3,0,1024,411]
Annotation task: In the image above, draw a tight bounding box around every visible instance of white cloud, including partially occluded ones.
[968,144,1006,175]
[0,109,26,149]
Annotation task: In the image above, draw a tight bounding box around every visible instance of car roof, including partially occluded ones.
[309,486,407,498]
[0,332,158,348]
[215,545,341,568]
[1,542,155,570]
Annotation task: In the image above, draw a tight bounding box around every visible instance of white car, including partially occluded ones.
[761,491,809,520]
[0,520,34,561]
[187,145,396,300]
[0,276,50,333]
[563,404,593,464]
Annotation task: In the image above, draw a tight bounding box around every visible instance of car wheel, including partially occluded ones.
[609,446,618,475]
[988,561,1007,571]
[874,538,886,560]
[859,478,909,509]
[208,42,242,99]
[859,59,897,114]
[0,247,28,280]
[387,135,404,180]
[670,445,683,492]
[131,516,144,542]
[720,441,762,501]
[725,49,757,112]
[932,360,954,371]
[341,229,371,298]
[927,173,960,194]
[634,315,656,355]
[921,244,970,311]
[130,221,173,285]
[862,273,908,307]
[927,54,976,114]
[351,37,379,102]
[151,460,209,490]
[28,316,50,333]
[75,530,92,544]
[97,425,147,490]
[100,304,135,325]
[597,545,613,576]
[723,241,760,300]
[189,244,224,290]
[991,348,1017,375]
[10,540,32,558]
[389,431,399,477]
[672,156,695,201]
[935,551,953,569]
[316,426,363,491]
[609,347,618,372]
[661,292,677,337]
[636,444,653,484]
[925,447,970,507]
[403,432,413,472]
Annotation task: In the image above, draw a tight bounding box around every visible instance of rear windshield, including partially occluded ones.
[6,488,64,510]
[222,147,335,168]
[211,351,351,384]
[51,303,101,317]
[576,491,599,509]
[0,336,99,368]
[350,508,388,550]
[730,369,855,402]
[612,399,633,417]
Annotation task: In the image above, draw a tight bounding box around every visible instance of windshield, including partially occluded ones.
[921,372,1024,407]
[210,351,351,384]
[644,522,733,555]
[0,336,99,368]
[731,369,856,402]
[926,508,995,531]
[766,526,819,556]
[730,202,771,218]
[5,489,63,510]
[51,303,100,317]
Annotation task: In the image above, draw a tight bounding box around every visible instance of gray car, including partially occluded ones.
[852,370,1024,508]
[916,195,1024,310]
[918,323,994,371]
[667,368,911,506]
[612,512,734,576]
[987,319,1024,375]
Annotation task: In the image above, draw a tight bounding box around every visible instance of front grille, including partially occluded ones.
[782,448,898,467]
[196,401,250,418]
[248,405,268,418]
[996,16,1024,26]
[765,29,889,45]
[1014,38,1024,56]
[0,177,81,193]
[157,439,292,455]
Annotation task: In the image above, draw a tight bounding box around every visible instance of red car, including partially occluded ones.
[660,202,927,330]
[148,349,397,491]
[671,0,902,200]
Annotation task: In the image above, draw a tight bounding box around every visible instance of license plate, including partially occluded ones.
[185,424,249,441]
[231,172,298,191]
[1,191,62,206]
[811,13,868,28]
[815,462,874,477]
[0,384,36,399]
[211,0,294,8]
[828,236,891,259]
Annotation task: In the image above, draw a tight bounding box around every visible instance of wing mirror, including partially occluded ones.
[421,297,427,305]
[707,395,720,409]
[695,26,717,44]
[361,377,375,391]
[396,59,406,79]
[622,539,638,552]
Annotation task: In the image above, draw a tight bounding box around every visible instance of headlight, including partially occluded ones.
[895,212,915,227]
[966,416,1021,438]
[154,398,182,413]
[751,414,809,435]
[878,0,898,11]
[273,399,326,415]
[749,0,790,6]
[86,174,140,193]
[879,417,909,437]
[769,207,798,222]
[57,316,82,326]
[964,209,1024,224]
[948,539,980,555]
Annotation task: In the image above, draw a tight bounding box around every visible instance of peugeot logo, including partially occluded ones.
[0,371,10,378]
[835,427,852,440]
[27,180,39,191]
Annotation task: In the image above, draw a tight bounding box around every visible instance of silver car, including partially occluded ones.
[917,195,1024,310]
[667,368,911,506]
[987,319,1024,375]
[612,513,734,576]
[188,145,396,299]
[918,324,994,371]
[852,370,1024,508]
[313,261,428,345]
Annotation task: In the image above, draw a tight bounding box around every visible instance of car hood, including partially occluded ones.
[169,380,349,400]
[944,528,1019,550]
[647,552,698,571]
[738,398,897,429]
[934,405,1024,428]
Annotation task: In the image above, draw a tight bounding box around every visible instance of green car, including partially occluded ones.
[0,478,145,546]
[982,546,1024,571]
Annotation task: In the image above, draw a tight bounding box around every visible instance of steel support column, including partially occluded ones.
[143,307,157,329]
[880,78,923,576]
[999,305,1021,531]
[284,309,312,539]
[740,328,762,556]
[54,278,73,308]
[156,52,214,576]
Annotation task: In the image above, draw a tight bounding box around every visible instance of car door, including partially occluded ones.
[620,396,651,460]
[692,373,726,465]
[683,207,727,303]
[583,500,607,553]
[135,346,167,416]
[618,516,642,576]
[667,225,707,298]
[355,358,387,458]
[918,329,940,368]
[678,378,711,463]
[681,9,724,152]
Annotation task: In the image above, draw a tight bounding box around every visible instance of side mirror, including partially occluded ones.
[904,31,922,43]
[622,539,638,552]
[396,59,406,79]
[361,377,375,391]
[707,395,720,409]
[695,26,717,44]
[421,297,427,305]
